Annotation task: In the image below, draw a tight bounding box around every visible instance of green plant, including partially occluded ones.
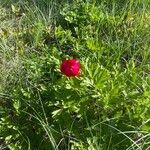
[0,0,150,149]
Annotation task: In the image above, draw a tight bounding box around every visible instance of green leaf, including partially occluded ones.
[52,109,62,118]
[11,4,16,13]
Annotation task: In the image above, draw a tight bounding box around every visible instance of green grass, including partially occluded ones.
[0,0,150,149]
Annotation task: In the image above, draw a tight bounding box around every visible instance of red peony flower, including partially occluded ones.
[60,59,80,77]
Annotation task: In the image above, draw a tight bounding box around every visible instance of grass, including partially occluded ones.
[0,0,150,149]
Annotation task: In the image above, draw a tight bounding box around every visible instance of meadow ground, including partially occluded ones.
[0,0,150,149]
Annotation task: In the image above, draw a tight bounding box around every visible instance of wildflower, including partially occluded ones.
[60,59,80,77]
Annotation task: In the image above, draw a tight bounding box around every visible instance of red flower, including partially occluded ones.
[60,59,80,77]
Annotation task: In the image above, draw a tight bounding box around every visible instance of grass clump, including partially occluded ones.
[0,0,150,149]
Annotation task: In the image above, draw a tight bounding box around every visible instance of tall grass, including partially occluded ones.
[0,0,150,149]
